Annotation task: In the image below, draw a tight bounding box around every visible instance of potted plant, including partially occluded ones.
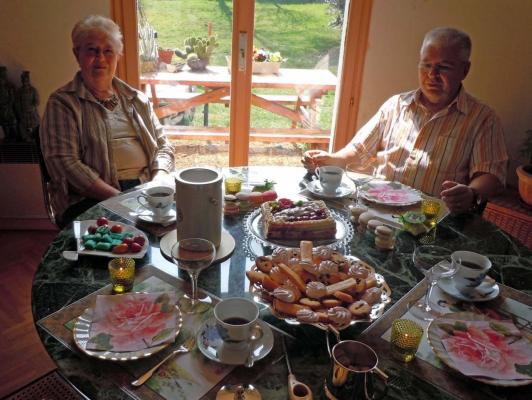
[157,47,175,65]
[138,7,157,72]
[252,47,285,74]
[516,129,532,206]
[175,36,218,71]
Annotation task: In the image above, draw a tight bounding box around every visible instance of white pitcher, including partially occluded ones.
[175,167,222,247]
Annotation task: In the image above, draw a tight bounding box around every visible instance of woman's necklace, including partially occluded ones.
[96,93,119,111]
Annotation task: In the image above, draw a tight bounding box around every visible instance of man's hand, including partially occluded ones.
[440,181,475,214]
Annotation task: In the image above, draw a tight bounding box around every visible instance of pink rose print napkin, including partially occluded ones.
[87,292,178,352]
[439,319,532,380]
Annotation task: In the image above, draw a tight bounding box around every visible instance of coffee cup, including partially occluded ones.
[137,185,174,219]
[214,298,260,344]
[316,165,344,193]
[451,251,491,294]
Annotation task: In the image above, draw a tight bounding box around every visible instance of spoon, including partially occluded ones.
[282,336,313,399]
[244,324,263,368]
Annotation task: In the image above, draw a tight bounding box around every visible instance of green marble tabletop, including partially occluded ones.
[32,166,532,399]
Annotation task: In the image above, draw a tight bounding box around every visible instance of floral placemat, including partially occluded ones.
[380,285,532,375]
[37,268,235,400]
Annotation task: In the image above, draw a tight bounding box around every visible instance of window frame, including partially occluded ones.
[111,0,372,163]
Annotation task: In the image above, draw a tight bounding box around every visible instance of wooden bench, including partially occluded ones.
[146,84,315,127]
[164,125,330,145]
[146,84,312,106]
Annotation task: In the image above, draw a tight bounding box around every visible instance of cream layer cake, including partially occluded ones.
[261,199,336,240]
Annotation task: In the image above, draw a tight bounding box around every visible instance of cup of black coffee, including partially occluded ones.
[214,298,259,343]
[451,251,492,294]
[137,185,174,219]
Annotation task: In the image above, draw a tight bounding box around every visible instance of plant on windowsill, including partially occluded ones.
[516,129,532,206]
[175,36,218,71]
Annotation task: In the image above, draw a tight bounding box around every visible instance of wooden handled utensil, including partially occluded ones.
[282,336,313,400]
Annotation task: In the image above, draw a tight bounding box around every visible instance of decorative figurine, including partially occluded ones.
[0,66,18,142]
[15,70,40,142]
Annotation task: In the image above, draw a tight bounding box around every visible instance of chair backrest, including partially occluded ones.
[32,126,51,182]
[32,126,56,225]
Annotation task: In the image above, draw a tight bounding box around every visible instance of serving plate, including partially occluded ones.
[249,255,391,331]
[427,312,532,386]
[73,306,183,361]
[76,219,149,259]
[243,208,353,251]
[359,180,422,206]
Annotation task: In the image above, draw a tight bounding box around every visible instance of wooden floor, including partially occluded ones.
[0,230,58,398]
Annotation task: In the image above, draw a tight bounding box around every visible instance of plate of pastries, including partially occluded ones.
[246,241,391,330]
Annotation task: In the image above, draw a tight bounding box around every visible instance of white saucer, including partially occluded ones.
[160,229,236,264]
[437,276,500,302]
[307,180,353,199]
[196,318,273,365]
[137,209,176,225]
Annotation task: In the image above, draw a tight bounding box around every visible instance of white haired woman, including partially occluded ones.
[41,15,174,227]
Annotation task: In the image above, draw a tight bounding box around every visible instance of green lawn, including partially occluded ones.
[141,0,340,130]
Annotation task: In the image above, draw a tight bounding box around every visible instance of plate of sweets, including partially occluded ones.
[246,240,391,330]
[244,197,353,250]
[76,217,149,259]
[359,180,422,207]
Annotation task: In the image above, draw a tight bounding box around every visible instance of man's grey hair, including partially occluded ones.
[421,27,471,62]
[72,15,123,55]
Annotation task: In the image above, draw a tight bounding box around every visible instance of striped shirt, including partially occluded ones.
[41,72,175,218]
[349,87,508,196]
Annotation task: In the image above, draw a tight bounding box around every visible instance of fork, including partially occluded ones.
[131,337,195,387]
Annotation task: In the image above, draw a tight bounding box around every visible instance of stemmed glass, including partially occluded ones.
[345,161,376,206]
[171,238,216,314]
[410,245,456,321]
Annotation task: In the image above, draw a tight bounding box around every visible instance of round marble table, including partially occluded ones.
[32,166,532,400]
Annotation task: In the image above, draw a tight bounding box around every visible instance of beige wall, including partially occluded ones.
[360,0,532,187]
[0,0,530,186]
[0,0,109,118]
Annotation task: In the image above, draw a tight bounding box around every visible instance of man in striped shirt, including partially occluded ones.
[303,27,508,214]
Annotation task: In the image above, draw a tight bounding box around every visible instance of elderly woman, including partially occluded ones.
[41,15,174,227]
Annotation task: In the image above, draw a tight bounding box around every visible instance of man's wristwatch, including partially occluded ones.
[469,187,487,214]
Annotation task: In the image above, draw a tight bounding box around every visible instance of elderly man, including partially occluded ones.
[303,27,508,214]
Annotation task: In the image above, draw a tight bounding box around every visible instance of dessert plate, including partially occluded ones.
[427,312,532,386]
[359,180,422,206]
[73,306,183,361]
[196,318,273,365]
[306,180,354,199]
[244,208,354,251]
[249,256,392,331]
[137,209,176,225]
[437,276,499,302]
[76,219,149,259]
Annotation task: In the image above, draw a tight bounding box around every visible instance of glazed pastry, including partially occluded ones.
[327,306,352,326]
[348,300,371,317]
[255,256,273,273]
[306,281,327,299]
[271,248,290,264]
[367,219,383,233]
[299,297,322,309]
[348,265,369,279]
[360,287,382,305]
[313,246,333,261]
[296,308,320,323]
[273,287,298,303]
[318,260,338,275]
[302,262,319,276]
[269,266,289,285]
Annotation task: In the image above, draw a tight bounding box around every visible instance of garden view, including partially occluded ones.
[140,0,345,167]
